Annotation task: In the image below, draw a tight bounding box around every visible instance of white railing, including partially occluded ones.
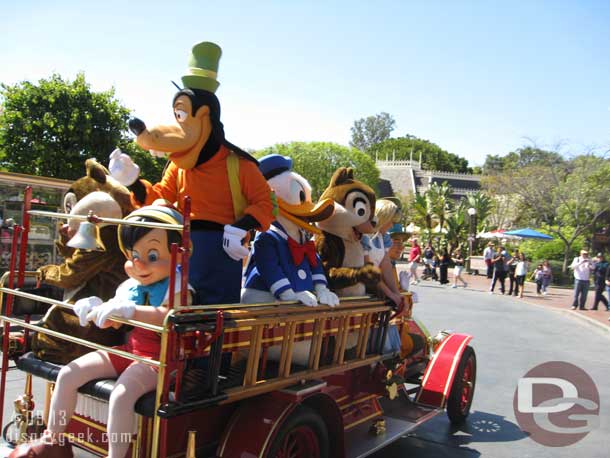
[375,160,481,180]
[376,160,422,170]
[416,186,478,195]
[419,170,482,180]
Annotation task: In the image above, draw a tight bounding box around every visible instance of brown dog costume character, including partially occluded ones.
[30,159,131,364]
[315,167,381,296]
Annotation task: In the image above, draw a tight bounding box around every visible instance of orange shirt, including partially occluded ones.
[140,145,274,231]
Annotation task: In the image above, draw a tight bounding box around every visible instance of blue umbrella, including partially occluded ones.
[504,228,553,240]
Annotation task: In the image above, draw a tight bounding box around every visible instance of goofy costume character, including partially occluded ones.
[242,155,338,307]
[109,42,274,304]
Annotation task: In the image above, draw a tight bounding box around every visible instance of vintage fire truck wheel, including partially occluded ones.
[268,405,329,458]
[2,420,20,446]
[446,345,476,425]
[2,415,45,447]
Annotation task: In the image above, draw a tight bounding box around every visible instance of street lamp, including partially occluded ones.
[467,207,477,272]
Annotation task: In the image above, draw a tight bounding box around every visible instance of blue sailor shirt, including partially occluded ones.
[244,223,328,298]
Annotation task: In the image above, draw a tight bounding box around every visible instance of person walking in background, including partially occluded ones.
[514,252,528,298]
[569,249,593,310]
[490,245,508,294]
[439,247,450,285]
[507,249,520,296]
[483,242,495,279]
[533,264,544,295]
[408,238,422,285]
[591,253,609,310]
[451,248,468,288]
[541,259,553,295]
[422,241,437,280]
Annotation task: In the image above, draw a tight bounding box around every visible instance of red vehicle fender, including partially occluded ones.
[415,333,473,409]
[217,391,344,457]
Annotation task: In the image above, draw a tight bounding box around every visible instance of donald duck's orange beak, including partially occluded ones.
[278,198,335,235]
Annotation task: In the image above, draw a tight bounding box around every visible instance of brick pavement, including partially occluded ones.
[401,263,610,334]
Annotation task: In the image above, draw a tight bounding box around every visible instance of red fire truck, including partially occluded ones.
[0,189,475,457]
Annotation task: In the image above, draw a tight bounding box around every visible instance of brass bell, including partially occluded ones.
[67,220,105,251]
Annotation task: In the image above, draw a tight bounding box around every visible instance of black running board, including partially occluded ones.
[345,398,441,458]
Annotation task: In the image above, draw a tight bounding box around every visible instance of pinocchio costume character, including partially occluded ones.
[10,203,193,458]
[109,42,274,304]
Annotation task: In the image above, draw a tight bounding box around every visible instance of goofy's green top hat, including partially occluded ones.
[181,41,222,93]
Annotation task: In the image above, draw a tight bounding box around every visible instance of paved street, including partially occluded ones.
[371,277,610,458]
[1,275,609,457]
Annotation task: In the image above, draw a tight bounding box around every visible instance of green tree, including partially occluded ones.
[482,146,564,175]
[369,135,471,173]
[465,191,494,233]
[254,142,379,200]
[349,112,396,152]
[410,193,434,240]
[426,182,453,232]
[461,191,494,255]
[483,153,610,271]
[0,73,164,182]
[445,202,467,254]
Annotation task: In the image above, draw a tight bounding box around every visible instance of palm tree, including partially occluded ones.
[445,201,467,253]
[465,191,494,233]
[465,191,494,254]
[411,193,433,241]
[427,182,453,232]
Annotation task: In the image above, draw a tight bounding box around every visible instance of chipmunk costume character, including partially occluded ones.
[242,154,338,307]
[315,168,381,297]
[109,41,274,304]
[31,159,132,364]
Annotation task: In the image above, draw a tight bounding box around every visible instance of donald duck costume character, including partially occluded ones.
[109,42,274,305]
[242,154,339,307]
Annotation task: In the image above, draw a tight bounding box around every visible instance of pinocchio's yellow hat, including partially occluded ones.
[117,202,184,257]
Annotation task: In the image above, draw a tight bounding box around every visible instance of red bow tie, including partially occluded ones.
[287,238,318,267]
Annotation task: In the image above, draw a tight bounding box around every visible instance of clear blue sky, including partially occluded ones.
[2,0,609,166]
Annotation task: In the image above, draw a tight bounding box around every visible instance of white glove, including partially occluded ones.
[109,148,140,186]
[278,288,297,302]
[314,284,339,306]
[73,296,103,327]
[222,225,249,261]
[87,300,136,328]
[295,290,319,307]
[279,288,318,307]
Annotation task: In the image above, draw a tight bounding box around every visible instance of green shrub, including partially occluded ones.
[520,239,583,263]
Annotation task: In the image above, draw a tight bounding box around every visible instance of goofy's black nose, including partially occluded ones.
[128,118,146,136]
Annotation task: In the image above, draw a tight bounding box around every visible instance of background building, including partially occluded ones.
[376,159,481,199]
[0,172,71,273]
